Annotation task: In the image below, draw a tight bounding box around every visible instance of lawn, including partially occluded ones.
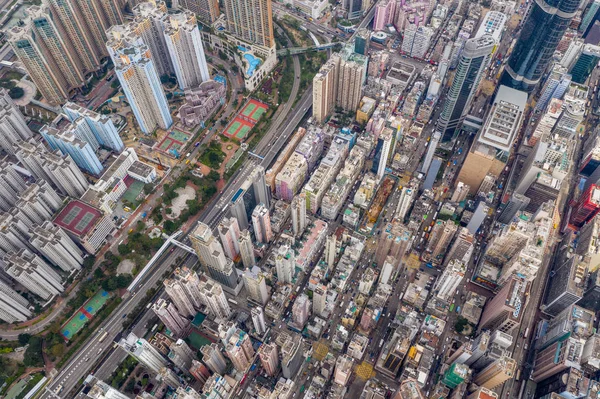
[187,332,212,350]
[199,142,225,169]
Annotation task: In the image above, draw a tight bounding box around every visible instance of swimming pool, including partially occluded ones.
[244,53,261,77]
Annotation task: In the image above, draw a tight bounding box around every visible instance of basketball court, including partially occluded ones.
[241,99,268,123]
[187,331,212,350]
[60,291,111,340]
[156,129,192,157]
[222,99,268,140]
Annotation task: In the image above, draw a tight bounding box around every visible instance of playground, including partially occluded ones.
[187,331,212,350]
[61,291,111,340]
[241,99,268,122]
[222,99,268,140]
[121,177,145,205]
[156,129,193,158]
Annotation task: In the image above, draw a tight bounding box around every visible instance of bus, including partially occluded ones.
[515,369,521,381]
[523,328,529,338]
[449,304,455,312]
[379,339,384,348]
[98,331,109,343]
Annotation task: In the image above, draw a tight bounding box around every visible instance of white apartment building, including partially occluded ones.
[321,145,366,220]
[0,280,32,323]
[15,182,62,226]
[152,298,190,337]
[242,266,269,305]
[238,229,256,268]
[164,278,197,317]
[251,306,267,335]
[291,193,307,236]
[252,204,273,243]
[0,159,28,211]
[29,221,83,272]
[164,11,210,89]
[131,1,174,76]
[106,25,172,134]
[0,89,32,154]
[200,279,231,319]
[313,59,338,124]
[173,267,204,310]
[276,244,295,284]
[402,25,433,59]
[218,217,241,260]
[14,139,89,198]
[434,259,466,302]
[119,333,168,373]
[4,249,64,300]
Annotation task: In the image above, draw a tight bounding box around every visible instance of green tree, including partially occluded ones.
[50,343,65,358]
[454,316,469,333]
[143,183,155,194]
[118,244,129,255]
[83,256,96,269]
[207,170,220,182]
[164,220,177,234]
[8,87,24,99]
[18,333,31,346]
[23,337,43,367]
[136,220,146,232]
[94,268,105,279]
[116,274,133,288]
[125,379,136,392]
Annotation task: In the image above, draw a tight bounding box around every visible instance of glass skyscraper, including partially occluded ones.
[500,0,582,92]
[438,35,497,142]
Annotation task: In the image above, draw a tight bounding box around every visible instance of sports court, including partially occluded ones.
[61,291,111,340]
[53,200,102,238]
[240,99,268,123]
[222,99,268,140]
[224,118,253,140]
[156,129,192,157]
[187,331,212,350]
[121,177,144,205]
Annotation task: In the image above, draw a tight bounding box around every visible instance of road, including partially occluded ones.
[498,96,588,399]
[0,52,247,340]
[40,248,190,399]
[202,78,310,230]
[37,2,375,396]
[92,292,167,382]
[35,23,304,398]
[202,0,378,231]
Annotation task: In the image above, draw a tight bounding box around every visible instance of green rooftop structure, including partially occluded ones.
[442,362,469,389]
[570,43,600,84]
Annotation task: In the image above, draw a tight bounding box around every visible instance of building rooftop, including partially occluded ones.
[128,160,154,178]
[53,199,103,237]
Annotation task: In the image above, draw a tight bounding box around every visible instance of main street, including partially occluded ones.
[40,248,191,399]
[37,34,305,399]
[35,3,380,396]
[202,2,378,230]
